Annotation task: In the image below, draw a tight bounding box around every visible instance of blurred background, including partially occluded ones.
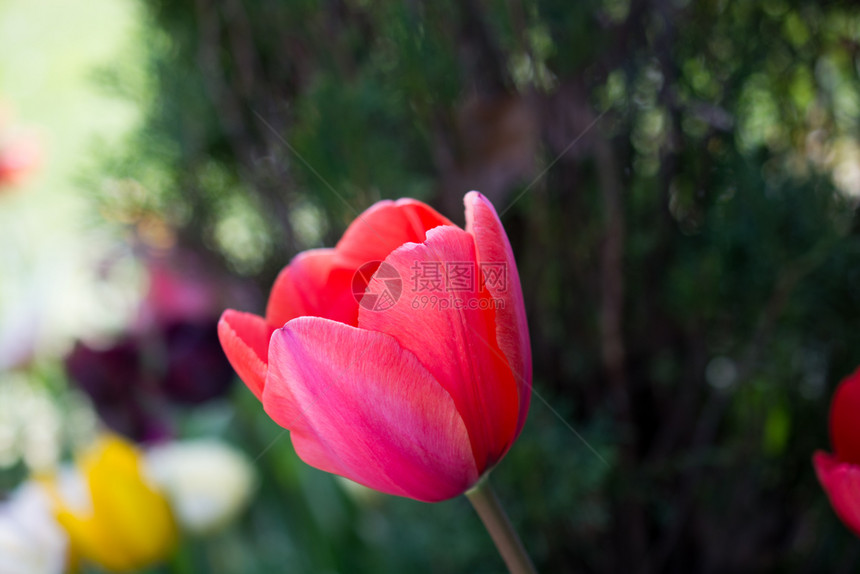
[2,0,860,572]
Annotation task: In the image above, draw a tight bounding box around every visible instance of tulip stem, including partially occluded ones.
[466,479,537,574]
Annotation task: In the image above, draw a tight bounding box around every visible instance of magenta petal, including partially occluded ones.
[266,248,358,328]
[217,310,271,399]
[464,191,532,436]
[335,199,454,269]
[814,451,860,537]
[262,317,479,502]
[359,225,520,474]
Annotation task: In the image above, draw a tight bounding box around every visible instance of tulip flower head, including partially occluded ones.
[219,192,531,502]
[814,367,860,536]
[44,435,177,572]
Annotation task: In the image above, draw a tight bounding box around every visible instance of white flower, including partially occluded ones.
[0,482,68,574]
[145,439,256,535]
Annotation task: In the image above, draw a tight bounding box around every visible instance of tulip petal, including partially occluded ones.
[464,191,532,435]
[263,317,478,502]
[814,451,860,537]
[359,225,520,473]
[831,367,860,466]
[266,248,358,328]
[335,199,454,269]
[217,310,271,399]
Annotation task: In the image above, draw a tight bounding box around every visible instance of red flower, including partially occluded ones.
[814,367,860,536]
[219,192,531,501]
[0,132,40,188]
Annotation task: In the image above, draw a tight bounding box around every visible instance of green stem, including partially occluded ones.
[466,479,537,574]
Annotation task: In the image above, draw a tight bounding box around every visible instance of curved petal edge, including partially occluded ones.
[814,451,860,537]
[263,317,479,502]
[217,310,271,400]
[464,191,532,435]
[266,248,358,328]
[335,199,455,269]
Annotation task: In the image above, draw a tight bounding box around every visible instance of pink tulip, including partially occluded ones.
[814,367,860,536]
[219,192,531,502]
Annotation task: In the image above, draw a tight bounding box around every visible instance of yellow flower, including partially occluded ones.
[44,435,177,572]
